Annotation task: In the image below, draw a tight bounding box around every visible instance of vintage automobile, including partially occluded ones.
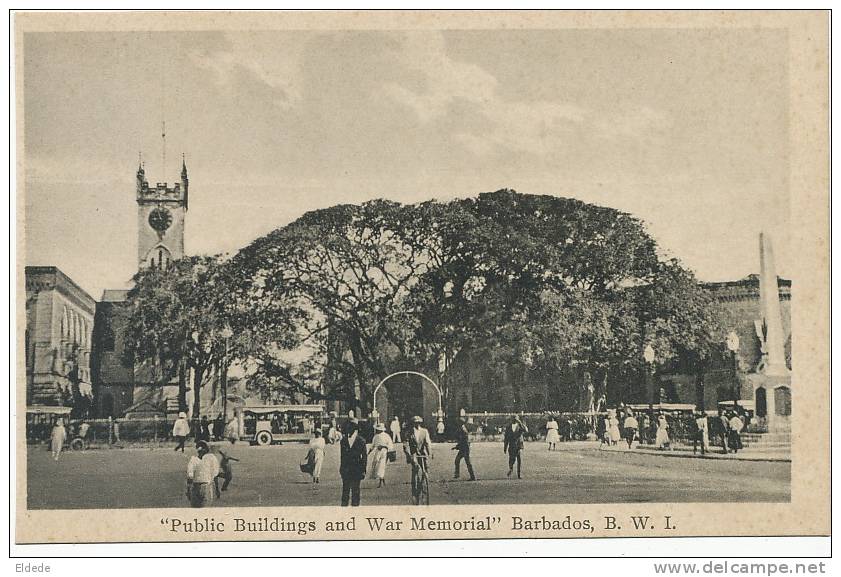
[234,404,325,445]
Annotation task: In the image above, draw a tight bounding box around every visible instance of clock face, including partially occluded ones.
[148,207,172,232]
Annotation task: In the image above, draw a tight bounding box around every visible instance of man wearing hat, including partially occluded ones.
[172,412,190,452]
[339,419,367,506]
[403,416,433,501]
[503,415,528,479]
[186,441,220,507]
[453,415,476,481]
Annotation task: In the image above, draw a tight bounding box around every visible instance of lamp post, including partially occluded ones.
[220,326,234,422]
[643,344,656,418]
[726,331,740,408]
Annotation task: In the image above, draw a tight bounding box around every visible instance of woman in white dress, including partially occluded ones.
[50,420,66,461]
[545,416,561,451]
[368,423,394,487]
[308,429,326,483]
[655,414,670,449]
[608,410,622,445]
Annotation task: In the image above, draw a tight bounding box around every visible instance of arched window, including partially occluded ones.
[146,245,171,270]
[755,387,767,418]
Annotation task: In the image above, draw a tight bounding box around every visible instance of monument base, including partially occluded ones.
[746,372,792,432]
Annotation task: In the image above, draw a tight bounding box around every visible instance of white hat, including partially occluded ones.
[178,412,187,419]
[374,423,386,432]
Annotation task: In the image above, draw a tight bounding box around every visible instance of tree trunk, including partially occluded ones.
[177,358,187,412]
[192,365,205,419]
[347,334,376,417]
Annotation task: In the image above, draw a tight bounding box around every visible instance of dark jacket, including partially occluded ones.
[455,423,471,453]
[339,432,368,481]
[503,422,528,454]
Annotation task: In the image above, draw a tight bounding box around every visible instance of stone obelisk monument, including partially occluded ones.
[749,232,791,431]
[758,232,789,376]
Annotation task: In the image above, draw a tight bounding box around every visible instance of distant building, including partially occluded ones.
[89,289,134,417]
[24,266,96,413]
[442,274,792,417]
[657,275,791,411]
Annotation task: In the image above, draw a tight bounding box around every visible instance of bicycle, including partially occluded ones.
[410,455,430,505]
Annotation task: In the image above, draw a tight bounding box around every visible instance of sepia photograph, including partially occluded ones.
[13,10,829,545]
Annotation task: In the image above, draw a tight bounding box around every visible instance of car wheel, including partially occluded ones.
[256,431,272,446]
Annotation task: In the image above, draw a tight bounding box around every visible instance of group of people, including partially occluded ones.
[172,412,240,452]
[336,415,437,506]
[185,440,239,507]
[590,406,748,455]
[305,413,531,507]
[595,408,672,450]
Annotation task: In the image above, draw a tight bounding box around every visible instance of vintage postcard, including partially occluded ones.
[14,10,829,545]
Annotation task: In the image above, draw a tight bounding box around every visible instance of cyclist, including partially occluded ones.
[403,415,432,504]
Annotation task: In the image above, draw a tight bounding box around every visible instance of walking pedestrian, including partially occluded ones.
[623,412,639,449]
[728,411,744,454]
[639,414,651,445]
[224,414,239,444]
[339,420,367,506]
[327,418,342,444]
[198,416,211,443]
[436,418,445,442]
[717,409,730,454]
[172,412,190,452]
[50,420,66,461]
[655,414,670,450]
[597,415,608,447]
[186,441,220,508]
[453,416,476,480]
[368,423,393,488]
[608,410,622,446]
[389,416,402,443]
[503,415,528,479]
[545,416,560,451]
[693,411,709,455]
[308,429,326,483]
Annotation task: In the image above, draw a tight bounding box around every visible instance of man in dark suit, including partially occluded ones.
[339,420,367,506]
[453,416,476,481]
[503,415,528,479]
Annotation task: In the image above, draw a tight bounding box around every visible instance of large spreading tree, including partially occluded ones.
[123,189,727,415]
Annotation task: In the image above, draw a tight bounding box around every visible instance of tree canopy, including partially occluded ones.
[218,189,726,412]
[122,190,727,414]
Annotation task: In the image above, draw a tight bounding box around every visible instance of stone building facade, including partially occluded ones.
[136,159,187,268]
[91,160,192,418]
[24,266,96,412]
[657,275,792,411]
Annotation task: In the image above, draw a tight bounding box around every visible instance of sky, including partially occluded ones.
[22,28,791,298]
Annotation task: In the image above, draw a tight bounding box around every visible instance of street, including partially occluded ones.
[26,441,790,509]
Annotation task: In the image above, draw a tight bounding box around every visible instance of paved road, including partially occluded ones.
[26,441,790,509]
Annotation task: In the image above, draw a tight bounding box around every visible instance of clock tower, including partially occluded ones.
[136,157,188,269]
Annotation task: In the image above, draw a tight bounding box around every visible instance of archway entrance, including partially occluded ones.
[372,371,443,426]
